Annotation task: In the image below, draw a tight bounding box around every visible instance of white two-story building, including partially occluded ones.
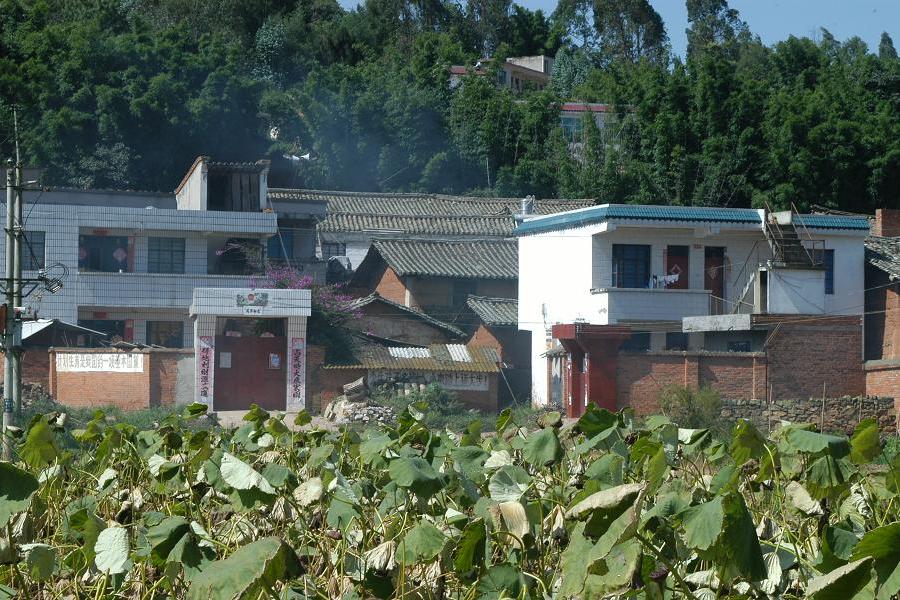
[516,204,870,415]
[1,157,324,348]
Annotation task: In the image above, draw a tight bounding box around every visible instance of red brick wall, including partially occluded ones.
[305,344,368,414]
[374,266,408,305]
[700,354,767,401]
[0,350,50,388]
[873,209,900,237]
[766,317,865,400]
[467,325,531,368]
[617,353,697,414]
[49,349,191,410]
[865,362,900,425]
[356,303,457,345]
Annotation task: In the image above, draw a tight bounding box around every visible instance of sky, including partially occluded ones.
[338,0,898,58]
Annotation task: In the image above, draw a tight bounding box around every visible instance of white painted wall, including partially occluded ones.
[175,159,206,210]
[766,268,826,314]
[807,233,866,315]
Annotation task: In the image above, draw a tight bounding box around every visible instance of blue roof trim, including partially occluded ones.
[794,215,870,231]
[515,204,871,235]
[514,204,761,236]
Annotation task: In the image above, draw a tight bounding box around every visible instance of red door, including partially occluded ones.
[214,335,287,411]
[665,245,689,289]
[705,247,726,314]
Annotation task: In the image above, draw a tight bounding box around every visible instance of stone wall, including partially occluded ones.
[721,396,897,433]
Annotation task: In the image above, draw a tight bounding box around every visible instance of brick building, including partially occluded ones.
[864,209,900,400]
[350,239,518,314]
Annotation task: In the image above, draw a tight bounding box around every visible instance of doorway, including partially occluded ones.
[665,245,689,289]
[213,317,287,411]
[705,247,726,314]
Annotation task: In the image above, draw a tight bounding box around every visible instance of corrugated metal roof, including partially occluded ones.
[327,343,500,372]
[446,344,472,362]
[21,319,107,341]
[466,295,518,327]
[371,239,518,280]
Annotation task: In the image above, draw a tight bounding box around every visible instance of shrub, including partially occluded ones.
[659,385,723,430]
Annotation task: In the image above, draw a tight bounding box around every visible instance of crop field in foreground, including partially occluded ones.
[0,402,898,599]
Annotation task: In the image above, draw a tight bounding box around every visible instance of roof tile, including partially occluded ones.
[466,295,519,327]
[372,239,518,280]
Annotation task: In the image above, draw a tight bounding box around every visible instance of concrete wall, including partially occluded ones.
[767,269,826,314]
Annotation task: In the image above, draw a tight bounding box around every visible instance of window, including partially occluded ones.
[321,242,346,259]
[148,237,185,274]
[79,235,130,272]
[621,331,650,352]
[267,228,294,261]
[612,244,651,288]
[78,319,127,342]
[728,341,752,353]
[23,231,45,270]
[146,321,184,347]
[665,332,689,351]
[824,249,834,295]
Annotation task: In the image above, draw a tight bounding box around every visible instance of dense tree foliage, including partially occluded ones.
[0,0,898,212]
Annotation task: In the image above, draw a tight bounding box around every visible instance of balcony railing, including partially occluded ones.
[591,287,712,324]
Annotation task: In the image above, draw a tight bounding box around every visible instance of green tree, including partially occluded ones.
[879,32,898,60]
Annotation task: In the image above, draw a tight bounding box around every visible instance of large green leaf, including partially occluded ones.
[452,446,489,479]
[20,544,56,581]
[475,563,524,600]
[488,465,531,502]
[576,404,618,437]
[147,516,215,578]
[583,540,642,598]
[388,457,443,499]
[566,482,645,521]
[806,557,873,600]
[722,493,767,581]
[522,428,563,466]
[784,428,850,458]
[731,419,767,464]
[94,526,131,575]
[397,522,446,565]
[454,518,487,576]
[220,452,276,494]
[0,462,39,528]
[19,418,59,469]
[851,522,900,600]
[849,419,880,464]
[187,538,302,600]
[680,496,724,550]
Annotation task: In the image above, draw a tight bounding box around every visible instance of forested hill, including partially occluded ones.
[0,0,898,213]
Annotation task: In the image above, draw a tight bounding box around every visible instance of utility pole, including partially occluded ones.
[12,111,22,418]
[2,159,15,461]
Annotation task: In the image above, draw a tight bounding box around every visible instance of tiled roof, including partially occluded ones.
[371,239,518,280]
[515,204,871,236]
[466,295,518,327]
[795,214,871,231]
[269,189,593,235]
[320,214,516,236]
[865,236,900,279]
[350,293,466,337]
[326,342,500,372]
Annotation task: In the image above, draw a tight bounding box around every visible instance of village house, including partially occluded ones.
[516,203,871,417]
[348,292,466,346]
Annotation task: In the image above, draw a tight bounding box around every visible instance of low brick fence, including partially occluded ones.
[49,348,194,410]
[721,396,897,434]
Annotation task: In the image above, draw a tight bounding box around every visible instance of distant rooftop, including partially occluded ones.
[466,295,518,327]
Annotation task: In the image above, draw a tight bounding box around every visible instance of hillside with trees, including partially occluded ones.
[1,0,898,213]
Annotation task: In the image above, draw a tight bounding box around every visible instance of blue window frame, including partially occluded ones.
[267,228,294,260]
[612,244,651,288]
